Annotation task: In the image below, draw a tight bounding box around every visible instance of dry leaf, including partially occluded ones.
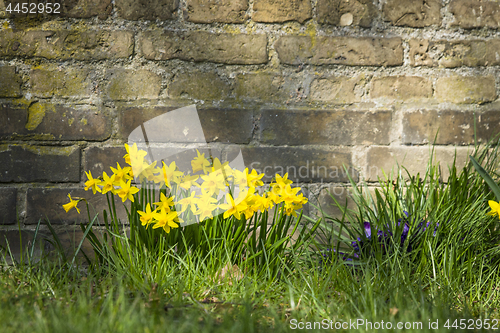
[390,307,399,316]
[216,263,244,285]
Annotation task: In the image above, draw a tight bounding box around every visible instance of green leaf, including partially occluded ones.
[469,155,500,201]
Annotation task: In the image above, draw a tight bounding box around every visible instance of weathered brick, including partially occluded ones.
[116,0,178,20]
[275,36,403,66]
[0,29,133,60]
[31,67,91,98]
[365,146,470,181]
[0,187,17,224]
[226,146,357,183]
[168,71,230,101]
[85,147,127,178]
[0,103,111,141]
[260,110,392,146]
[317,0,376,27]
[105,69,161,101]
[51,227,98,261]
[450,0,500,29]
[310,76,366,104]
[26,188,127,224]
[62,0,113,19]
[252,0,311,23]
[370,76,432,100]
[118,106,253,144]
[0,145,80,182]
[383,0,441,27]
[234,72,307,103]
[139,31,268,64]
[402,110,500,145]
[185,0,248,23]
[306,185,356,219]
[235,73,284,102]
[409,39,500,67]
[0,230,48,264]
[435,76,496,104]
[0,66,21,97]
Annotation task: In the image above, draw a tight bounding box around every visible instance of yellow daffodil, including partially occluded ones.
[220,193,248,219]
[272,173,293,192]
[138,203,156,226]
[162,161,183,188]
[84,171,102,194]
[247,169,264,187]
[177,191,198,214]
[152,208,182,233]
[191,150,211,174]
[487,200,500,220]
[139,160,160,182]
[62,194,82,214]
[124,143,148,176]
[194,194,218,221]
[179,174,200,191]
[200,170,227,196]
[154,192,175,211]
[280,185,301,205]
[116,179,140,202]
[110,163,133,184]
[101,171,116,195]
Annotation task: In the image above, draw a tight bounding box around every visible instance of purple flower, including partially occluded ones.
[364,222,372,238]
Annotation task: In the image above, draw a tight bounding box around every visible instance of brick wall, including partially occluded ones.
[1,0,499,240]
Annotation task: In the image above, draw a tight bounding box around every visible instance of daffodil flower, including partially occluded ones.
[247,169,264,187]
[162,161,183,188]
[200,170,226,196]
[154,192,175,211]
[487,200,500,220]
[110,163,133,185]
[179,174,200,191]
[138,203,156,226]
[116,179,140,202]
[124,143,147,167]
[84,171,102,194]
[220,193,248,219]
[191,150,211,173]
[177,191,198,214]
[101,171,116,195]
[152,208,182,233]
[62,193,82,214]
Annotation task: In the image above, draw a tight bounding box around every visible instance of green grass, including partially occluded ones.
[2,141,500,332]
